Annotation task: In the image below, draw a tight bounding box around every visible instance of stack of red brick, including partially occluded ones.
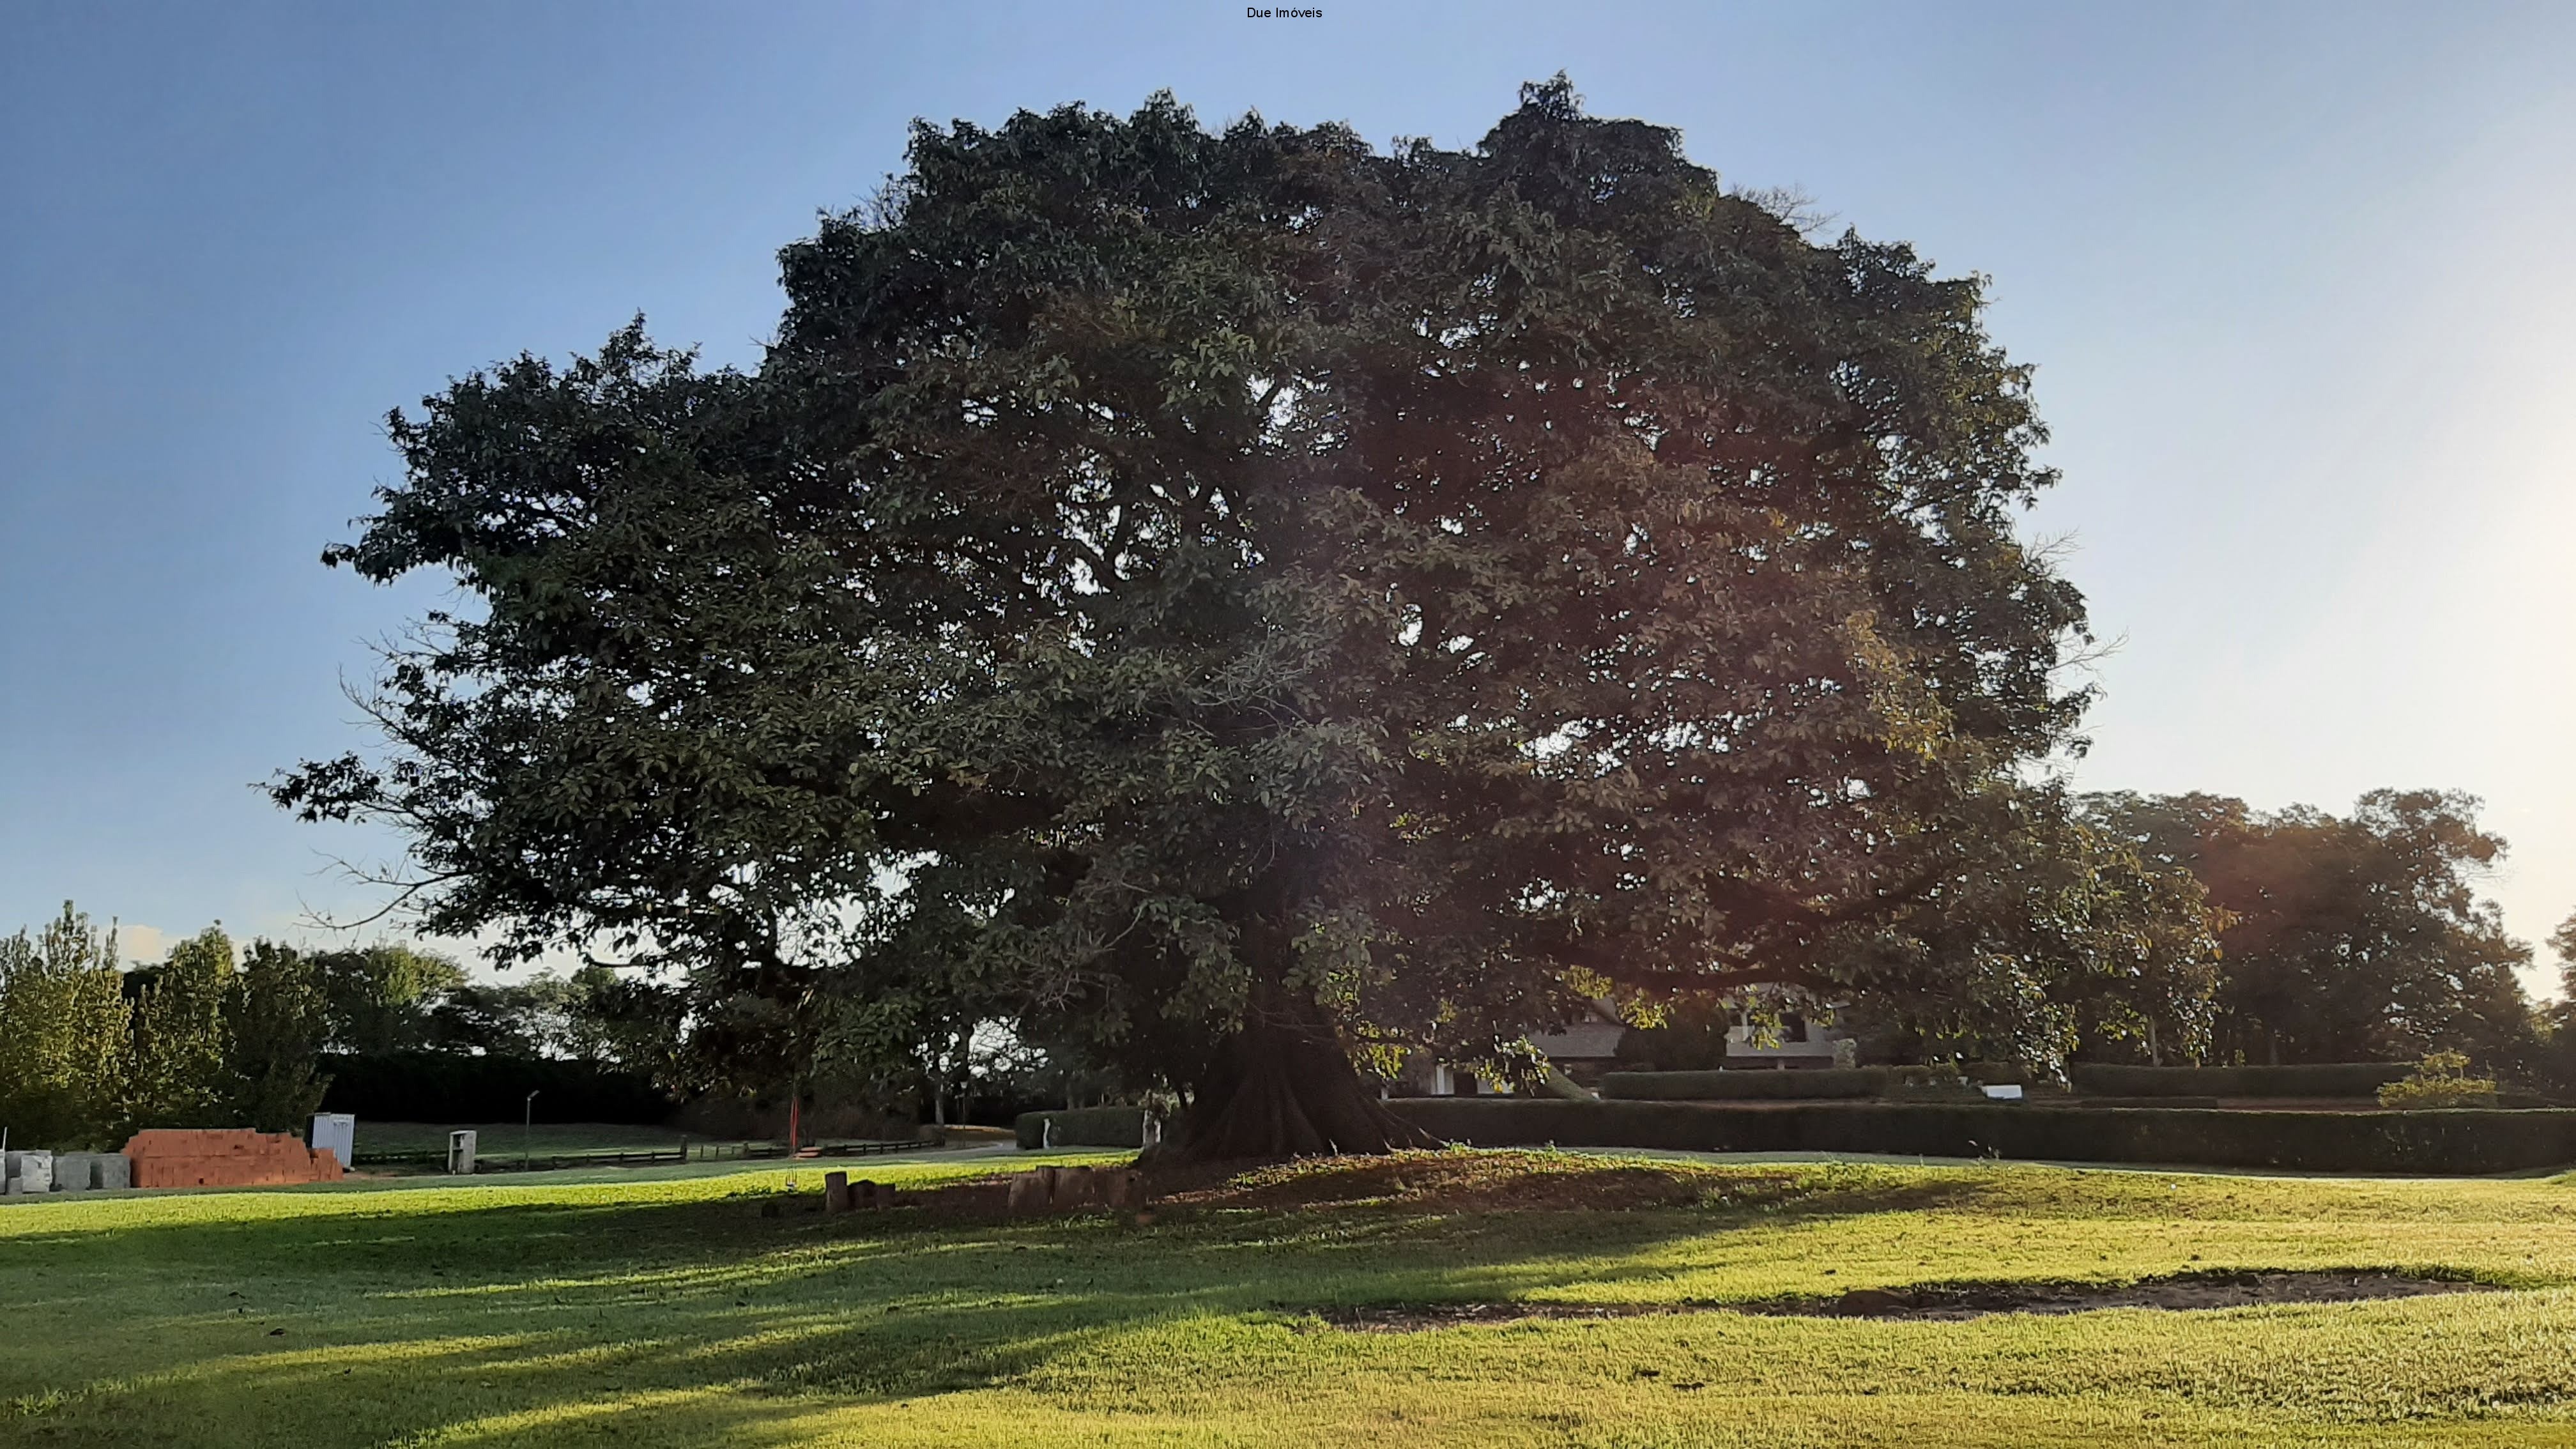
[121,1129,345,1189]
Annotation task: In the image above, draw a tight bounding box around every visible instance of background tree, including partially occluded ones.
[130,926,240,1128]
[314,944,465,1055]
[1834,782,2222,1068]
[1614,997,1736,1073]
[278,80,2217,1158]
[224,941,333,1131]
[2082,789,2539,1071]
[422,981,549,1057]
[2534,910,2576,1094]
[0,905,132,1148]
[551,964,690,1080]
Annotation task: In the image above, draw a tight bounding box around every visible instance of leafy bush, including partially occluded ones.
[2377,1052,2499,1109]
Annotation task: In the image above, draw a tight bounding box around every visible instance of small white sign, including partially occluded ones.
[1981,1084,2025,1100]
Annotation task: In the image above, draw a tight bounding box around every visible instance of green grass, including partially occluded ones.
[7,1149,2576,1446]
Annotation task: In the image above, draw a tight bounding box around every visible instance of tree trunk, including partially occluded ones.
[1162,993,1441,1163]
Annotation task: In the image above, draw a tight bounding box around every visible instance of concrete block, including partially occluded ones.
[823,1170,850,1213]
[51,1153,101,1192]
[54,1153,132,1192]
[3,1151,53,1195]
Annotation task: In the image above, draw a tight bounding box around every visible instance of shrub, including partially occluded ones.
[2377,1051,2499,1109]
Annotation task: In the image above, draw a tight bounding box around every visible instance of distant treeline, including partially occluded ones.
[1621,790,2576,1089]
[0,907,682,1149]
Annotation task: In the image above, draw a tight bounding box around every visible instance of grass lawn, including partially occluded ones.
[6,1149,2576,1446]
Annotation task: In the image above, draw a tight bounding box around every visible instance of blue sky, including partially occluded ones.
[4,1,2572,982]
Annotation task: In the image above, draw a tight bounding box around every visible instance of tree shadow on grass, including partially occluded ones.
[0,1163,1991,1448]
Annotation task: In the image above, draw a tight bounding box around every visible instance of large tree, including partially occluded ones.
[277,80,2211,1158]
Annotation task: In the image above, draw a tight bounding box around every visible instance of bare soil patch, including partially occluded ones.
[1146,1149,1895,1213]
[1315,1270,2494,1330]
[877,1149,1954,1220]
[1754,1269,2494,1319]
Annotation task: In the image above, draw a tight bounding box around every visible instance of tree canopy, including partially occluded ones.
[276,80,2218,1156]
[2081,789,2538,1070]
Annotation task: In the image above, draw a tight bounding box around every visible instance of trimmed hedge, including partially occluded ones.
[1015,1106,1151,1149]
[318,1052,674,1125]
[2067,1062,2411,1099]
[1604,1068,1887,1100]
[1388,1097,2576,1175]
[1600,1066,1991,1101]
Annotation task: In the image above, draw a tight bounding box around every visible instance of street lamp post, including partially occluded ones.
[524,1090,539,1170]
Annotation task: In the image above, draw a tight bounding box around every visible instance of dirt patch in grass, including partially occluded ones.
[1147,1149,1912,1214]
[1316,1301,1688,1330]
[859,1149,1952,1221]
[1756,1269,2497,1319]
[1317,1270,2496,1330]
[813,1151,1840,1223]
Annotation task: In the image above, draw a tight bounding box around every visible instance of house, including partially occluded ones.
[1400,998,1857,1096]
[1723,1007,1852,1070]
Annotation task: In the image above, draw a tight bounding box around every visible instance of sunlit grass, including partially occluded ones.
[4,1151,2576,1445]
